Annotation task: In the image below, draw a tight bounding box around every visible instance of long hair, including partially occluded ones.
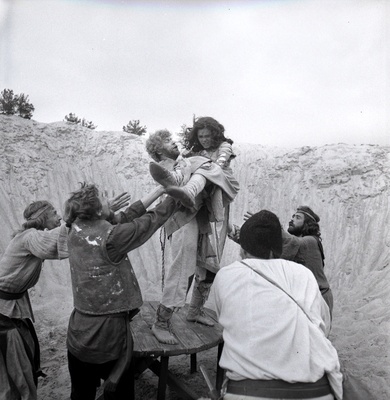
[299,206,321,238]
[183,116,233,152]
[64,183,102,228]
[145,129,172,161]
[12,201,54,237]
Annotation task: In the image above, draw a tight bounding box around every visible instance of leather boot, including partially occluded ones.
[151,304,178,345]
[165,174,207,209]
[149,162,181,187]
[186,281,215,326]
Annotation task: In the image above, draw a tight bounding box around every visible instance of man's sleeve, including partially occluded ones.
[281,229,301,260]
[107,197,177,255]
[108,200,146,224]
[216,142,234,166]
[24,225,68,260]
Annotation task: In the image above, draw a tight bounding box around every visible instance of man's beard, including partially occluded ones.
[288,224,303,236]
[169,149,180,158]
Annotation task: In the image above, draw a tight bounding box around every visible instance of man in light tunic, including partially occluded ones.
[213,210,343,400]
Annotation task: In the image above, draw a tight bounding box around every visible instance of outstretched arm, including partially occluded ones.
[227,210,255,243]
[109,186,166,225]
[139,185,166,209]
[107,196,177,258]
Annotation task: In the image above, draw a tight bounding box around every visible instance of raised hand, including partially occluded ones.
[243,211,254,222]
[109,192,131,212]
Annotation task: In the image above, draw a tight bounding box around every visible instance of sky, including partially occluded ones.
[0,0,389,148]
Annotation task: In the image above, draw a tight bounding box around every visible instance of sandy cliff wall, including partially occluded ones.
[1,115,389,396]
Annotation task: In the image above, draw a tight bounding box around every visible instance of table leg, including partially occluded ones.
[190,353,197,373]
[129,368,135,399]
[149,359,199,400]
[216,342,224,390]
[157,356,169,400]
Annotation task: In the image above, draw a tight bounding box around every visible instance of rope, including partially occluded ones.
[159,227,166,292]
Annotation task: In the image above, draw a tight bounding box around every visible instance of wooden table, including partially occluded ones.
[130,301,224,400]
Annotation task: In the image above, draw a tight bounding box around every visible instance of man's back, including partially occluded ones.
[213,258,339,381]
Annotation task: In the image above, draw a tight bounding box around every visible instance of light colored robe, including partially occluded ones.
[212,258,343,400]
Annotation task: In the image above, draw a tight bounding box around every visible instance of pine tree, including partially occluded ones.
[123,120,147,136]
[64,113,81,124]
[0,89,17,115]
[16,93,35,119]
[64,113,97,129]
[81,118,97,130]
[0,89,35,119]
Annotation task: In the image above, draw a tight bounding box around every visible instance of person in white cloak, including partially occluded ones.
[212,210,343,400]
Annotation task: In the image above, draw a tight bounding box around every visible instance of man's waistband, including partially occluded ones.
[0,288,26,300]
[75,308,140,320]
[226,375,331,399]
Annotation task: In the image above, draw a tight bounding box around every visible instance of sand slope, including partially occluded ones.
[0,115,389,398]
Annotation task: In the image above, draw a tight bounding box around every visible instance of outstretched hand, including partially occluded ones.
[243,211,254,222]
[109,192,131,212]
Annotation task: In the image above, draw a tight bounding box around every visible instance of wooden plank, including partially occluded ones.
[168,309,206,353]
[131,314,164,356]
[175,308,223,352]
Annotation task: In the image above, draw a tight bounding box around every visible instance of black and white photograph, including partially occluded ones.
[0,1,389,399]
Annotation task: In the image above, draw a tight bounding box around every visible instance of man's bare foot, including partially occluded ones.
[151,324,179,345]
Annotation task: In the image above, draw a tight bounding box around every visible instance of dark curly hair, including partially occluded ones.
[183,116,233,153]
[240,210,282,259]
[64,183,102,228]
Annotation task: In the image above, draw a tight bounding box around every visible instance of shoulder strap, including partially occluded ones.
[240,260,315,324]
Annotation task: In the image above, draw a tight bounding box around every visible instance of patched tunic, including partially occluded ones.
[67,197,177,364]
[68,219,143,315]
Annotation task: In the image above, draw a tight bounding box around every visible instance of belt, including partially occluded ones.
[75,308,140,320]
[227,375,331,399]
[0,289,26,300]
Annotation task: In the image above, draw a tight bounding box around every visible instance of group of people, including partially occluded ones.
[0,116,343,400]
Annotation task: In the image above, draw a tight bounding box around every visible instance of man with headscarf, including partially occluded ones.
[213,210,343,400]
[240,206,333,316]
[0,201,68,400]
[280,206,333,316]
